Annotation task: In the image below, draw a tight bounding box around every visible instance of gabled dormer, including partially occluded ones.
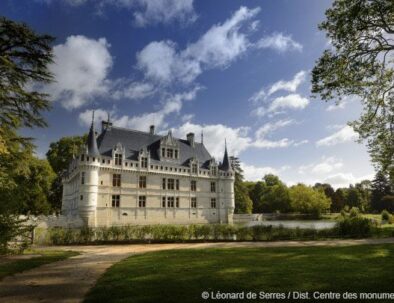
[189,157,199,175]
[160,130,180,161]
[112,142,125,166]
[208,158,218,176]
[138,147,150,169]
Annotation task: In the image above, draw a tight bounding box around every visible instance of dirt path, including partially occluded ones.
[1,238,394,303]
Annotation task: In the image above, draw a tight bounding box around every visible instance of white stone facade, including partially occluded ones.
[61,121,235,227]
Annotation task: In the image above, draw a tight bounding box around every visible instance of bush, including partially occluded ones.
[335,216,376,238]
[381,210,391,222]
[349,207,360,218]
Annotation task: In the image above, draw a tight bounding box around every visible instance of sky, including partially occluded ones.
[1,0,375,187]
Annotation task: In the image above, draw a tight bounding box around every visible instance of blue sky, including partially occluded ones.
[1,0,374,187]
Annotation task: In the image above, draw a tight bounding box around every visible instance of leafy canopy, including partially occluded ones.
[312,0,394,175]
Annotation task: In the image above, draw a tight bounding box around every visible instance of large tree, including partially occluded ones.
[0,17,54,252]
[46,135,87,212]
[312,0,394,177]
[371,170,392,211]
[251,174,291,214]
[230,156,253,214]
[289,184,331,218]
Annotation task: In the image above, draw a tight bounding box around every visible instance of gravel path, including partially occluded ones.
[1,238,394,303]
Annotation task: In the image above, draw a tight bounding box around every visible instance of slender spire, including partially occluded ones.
[201,130,204,144]
[87,110,100,156]
[220,139,232,171]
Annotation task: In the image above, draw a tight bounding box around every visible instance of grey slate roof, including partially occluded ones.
[219,143,232,171]
[95,126,214,168]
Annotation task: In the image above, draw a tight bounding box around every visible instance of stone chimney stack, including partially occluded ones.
[187,132,195,147]
[149,125,155,135]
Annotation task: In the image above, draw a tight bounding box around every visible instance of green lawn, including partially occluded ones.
[0,249,78,280]
[85,245,394,303]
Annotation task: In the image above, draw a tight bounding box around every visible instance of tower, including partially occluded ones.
[79,111,100,226]
[218,140,235,224]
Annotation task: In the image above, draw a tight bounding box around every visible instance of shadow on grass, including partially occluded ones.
[84,245,394,303]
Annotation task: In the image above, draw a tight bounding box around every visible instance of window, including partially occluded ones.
[138,196,146,208]
[80,155,85,161]
[115,153,122,166]
[139,176,147,188]
[176,179,179,190]
[175,150,178,159]
[112,195,120,207]
[162,178,166,190]
[191,197,197,208]
[210,182,216,193]
[192,163,198,174]
[81,172,85,185]
[167,148,173,158]
[102,159,105,164]
[87,156,89,161]
[112,174,121,187]
[168,178,175,190]
[211,198,216,208]
[190,180,197,192]
[161,148,165,157]
[141,157,148,168]
[80,195,83,201]
[162,197,166,208]
[176,197,179,208]
[167,197,174,208]
[211,166,217,175]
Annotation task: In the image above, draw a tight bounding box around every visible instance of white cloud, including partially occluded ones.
[323,173,374,189]
[137,6,260,85]
[256,33,302,53]
[42,0,196,27]
[242,164,278,181]
[45,35,113,109]
[299,157,344,175]
[249,71,306,104]
[79,87,200,132]
[267,71,306,96]
[173,122,251,159]
[112,81,156,100]
[316,125,358,147]
[254,94,309,116]
[181,114,194,122]
[255,119,295,138]
[132,0,196,27]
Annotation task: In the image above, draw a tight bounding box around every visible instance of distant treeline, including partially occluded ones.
[231,157,394,216]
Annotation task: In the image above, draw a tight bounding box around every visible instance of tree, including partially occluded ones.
[381,195,394,212]
[0,17,54,252]
[289,184,331,218]
[371,171,392,211]
[0,17,54,151]
[346,185,363,209]
[46,135,87,212]
[314,183,335,204]
[331,188,347,212]
[251,174,291,213]
[312,0,394,175]
[230,157,253,214]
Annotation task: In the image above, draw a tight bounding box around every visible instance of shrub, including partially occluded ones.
[381,210,391,222]
[335,216,375,238]
[349,207,360,218]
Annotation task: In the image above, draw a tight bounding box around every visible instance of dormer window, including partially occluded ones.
[115,154,122,166]
[167,149,173,158]
[175,150,178,159]
[192,163,198,174]
[141,157,148,168]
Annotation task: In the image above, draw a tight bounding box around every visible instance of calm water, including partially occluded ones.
[245,220,336,230]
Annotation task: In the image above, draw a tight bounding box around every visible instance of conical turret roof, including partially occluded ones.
[87,111,100,156]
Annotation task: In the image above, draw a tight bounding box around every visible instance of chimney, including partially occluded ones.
[102,120,113,132]
[149,125,155,135]
[187,132,195,147]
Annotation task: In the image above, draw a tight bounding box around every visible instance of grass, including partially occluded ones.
[85,244,394,303]
[0,249,79,280]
